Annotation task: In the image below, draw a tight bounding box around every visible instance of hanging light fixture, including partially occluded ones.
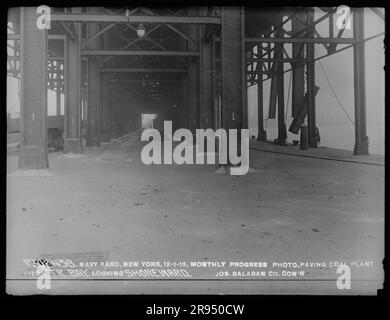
[136,23,146,37]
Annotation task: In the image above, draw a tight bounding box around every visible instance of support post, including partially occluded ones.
[241,8,248,130]
[306,8,318,148]
[199,37,214,129]
[221,7,245,132]
[64,8,83,153]
[353,8,369,155]
[100,73,111,141]
[56,85,62,116]
[110,88,120,139]
[276,18,287,145]
[187,8,200,132]
[212,34,218,130]
[86,7,100,147]
[257,42,266,141]
[18,7,49,169]
[291,11,306,118]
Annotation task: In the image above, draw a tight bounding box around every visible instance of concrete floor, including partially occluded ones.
[6,134,384,294]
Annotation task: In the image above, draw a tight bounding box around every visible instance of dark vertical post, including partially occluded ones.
[292,11,306,118]
[199,37,213,129]
[64,7,83,153]
[241,7,248,130]
[181,73,188,130]
[56,68,62,116]
[257,42,266,141]
[188,60,199,132]
[187,7,199,132]
[276,18,287,145]
[306,8,317,148]
[18,7,49,169]
[100,72,111,141]
[86,7,100,147]
[214,35,222,131]
[110,87,119,139]
[100,21,111,142]
[353,8,369,155]
[212,33,217,129]
[221,6,244,132]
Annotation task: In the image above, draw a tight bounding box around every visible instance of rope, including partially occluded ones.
[314,48,355,125]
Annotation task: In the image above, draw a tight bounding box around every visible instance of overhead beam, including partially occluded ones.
[8,34,66,40]
[118,24,187,65]
[256,31,385,82]
[101,23,163,65]
[60,22,76,40]
[82,49,199,56]
[164,24,199,46]
[245,37,355,44]
[82,22,116,47]
[247,58,307,63]
[51,13,221,24]
[99,68,187,73]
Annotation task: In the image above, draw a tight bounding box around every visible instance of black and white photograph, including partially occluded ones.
[6,4,386,297]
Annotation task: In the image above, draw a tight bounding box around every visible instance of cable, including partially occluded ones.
[249,145,383,167]
[314,48,355,125]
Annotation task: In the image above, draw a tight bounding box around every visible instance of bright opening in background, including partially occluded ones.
[141,114,157,129]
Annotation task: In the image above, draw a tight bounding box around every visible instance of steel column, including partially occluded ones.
[353,8,369,155]
[86,8,100,147]
[199,37,214,129]
[306,8,317,148]
[276,18,287,145]
[257,42,266,141]
[110,87,120,139]
[64,8,83,153]
[56,83,62,116]
[221,7,245,131]
[18,7,49,169]
[187,10,200,132]
[291,12,306,118]
[100,73,111,141]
